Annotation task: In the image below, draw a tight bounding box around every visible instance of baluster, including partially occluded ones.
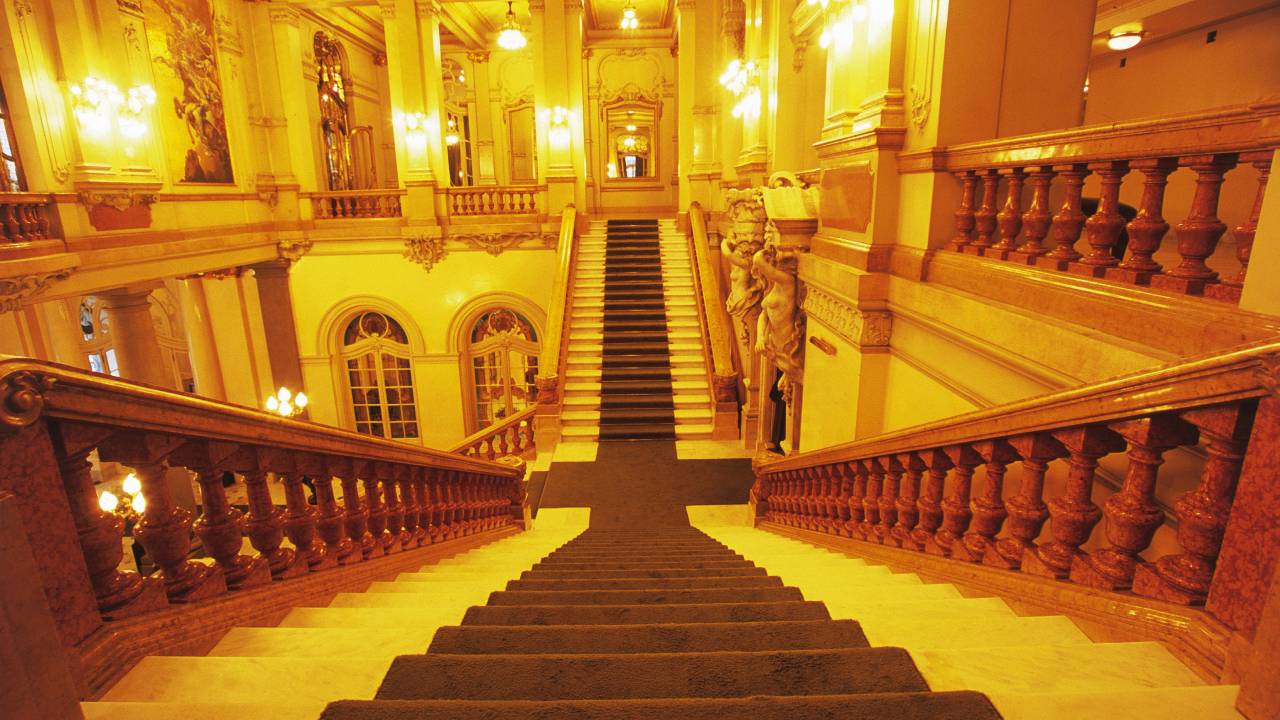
[1207,151,1271,302]
[130,459,226,600]
[362,474,389,555]
[1023,426,1125,579]
[927,446,981,557]
[989,167,1026,258]
[282,473,331,571]
[193,468,269,588]
[461,473,478,534]
[968,169,1000,253]
[832,463,852,537]
[35,203,52,239]
[441,472,458,539]
[1072,416,1197,590]
[824,465,844,535]
[860,460,882,539]
[4,204,21,240]
[799,468,817,531]
[988,433,1066,570]
[1070,160,1129,276]
[242,468,303,577]
[815,467,833,532]
[18,203,38,240]
[1011,165,1055,262]
[411,468,431,543]
[875,457,901,543]
[846,461,868,538]
[1133,404,1253,604]
[47,425,164,615]
[498,429,511,457]
[426,469,444,543]
[954,440,1017,563]
[382,470,407,551]
[1041,163,1090,269]
[312,473,352,564]
[890,452,924,548]
[398,467,422,547]
[1106,157,1178,285]
[1151,154,1239,295]
[485,437,496,461]
[339,472,373,560]
[910,450,951,551]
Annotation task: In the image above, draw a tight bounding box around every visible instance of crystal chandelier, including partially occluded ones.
[620,3,639,30]
[497,1,527,50]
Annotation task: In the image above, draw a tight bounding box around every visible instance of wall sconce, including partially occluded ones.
[619,2,639,30]
[720,60,762,120]
[540,105,575,146]
[69,77,156,141]
[445,117,460,146]
[394,111,430,151]
[265,386,308,417]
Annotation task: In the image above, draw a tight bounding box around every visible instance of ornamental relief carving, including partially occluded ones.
[447,231,556,256]
[1,268,75,313]
[404,235,448,272]
[802,285,893,348]
[276,237,313,263]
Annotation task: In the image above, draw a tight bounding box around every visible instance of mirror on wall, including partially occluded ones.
[506,103,538,184]
[603,103,656,180]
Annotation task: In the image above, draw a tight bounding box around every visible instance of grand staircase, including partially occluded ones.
[563,218,715,441]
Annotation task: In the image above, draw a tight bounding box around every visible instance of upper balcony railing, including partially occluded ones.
[308,189,406,220]
[904,99,1280,305]
[0,192,58,244]
[450,406,536,461]
[446,185,542,217]
[0,356,526,691]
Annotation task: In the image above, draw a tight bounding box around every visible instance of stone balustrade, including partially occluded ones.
[753,342,1280,621]
[0,193,57,245]
[447,186,541,216]
[309,189,405,219]
[0,357,526,646]
[923,101,1280,304]
[451,406,536,461]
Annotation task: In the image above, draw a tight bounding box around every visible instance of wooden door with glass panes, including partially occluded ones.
[468,309,539,431]
[341,311,419,439]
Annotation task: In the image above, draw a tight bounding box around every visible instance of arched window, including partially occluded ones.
[341,310,419,439]
[0,80,27,191]
[466,308,539,431]
[315,32,353,191]
[78,296,118,376]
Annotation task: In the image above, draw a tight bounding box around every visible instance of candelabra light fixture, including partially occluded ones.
[69,77,157,140]
[394,110,430,150]
[620,3,639,30]
[720,59,762,120]
[265,386,308,417]
[97,471,146,518]
[540,105,575,146]
[445,117,460,146]
[497,1,527,50]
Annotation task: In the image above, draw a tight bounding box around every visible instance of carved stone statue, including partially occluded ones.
[753,222,806,402]
[722,188,767,347]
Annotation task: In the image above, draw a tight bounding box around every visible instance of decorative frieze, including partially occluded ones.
[0,269,75,313]
[277,238,313,263]
[802,284,893,348]
[449,231,556,256]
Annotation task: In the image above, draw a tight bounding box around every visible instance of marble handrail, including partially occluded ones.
[450,406,536,460]
[754,341,1279,614]
[308,189,405,219]
[688,201,740,403]
[0,356,525,638]
[535,206,580,407]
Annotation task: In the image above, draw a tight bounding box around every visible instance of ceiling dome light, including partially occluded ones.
[1107,30,1143,51]
[497,1,527,50]
[620,3,639,30]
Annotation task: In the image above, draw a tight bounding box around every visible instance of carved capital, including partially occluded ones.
[535,375,559,405]
[414,0,439,18]
[13,0,34,19]
[802,285,893,348]
[267,5,300,26]
[466,50,491,64]
[0,268,75,313]
[373,51,388,67]
[712,373,739,403]
[0,370,55,432]
[404,235,448,272]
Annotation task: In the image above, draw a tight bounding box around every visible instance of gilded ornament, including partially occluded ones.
[404,235,448,272]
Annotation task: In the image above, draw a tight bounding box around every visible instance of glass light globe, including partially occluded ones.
[98,491,120,513]
[122,473,142,496]
[279,401,294,416]
[277,387,292,403]
[498,27,527,50]
[266,396,280,412]
[295,392,309,409]
[1107,31,1142,51]
[131,493,146,514]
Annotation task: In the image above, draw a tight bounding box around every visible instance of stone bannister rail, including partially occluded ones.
[451,406,536,461]
[900,99,1280,304]
[447,185,542,217]
[308,189,406,219]
[534,206,580,433]
[753,341,1280,684]
[688,202,741,420]
[0,356,526,694]
[0,192,58,245]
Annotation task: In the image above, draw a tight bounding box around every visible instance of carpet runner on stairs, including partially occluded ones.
[600,219,677,440]
[320,528,1002,720]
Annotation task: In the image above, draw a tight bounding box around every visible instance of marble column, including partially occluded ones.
[265,5,319,192]
[177,276,227,400]
[467,51,498,185]
[250,262,304,393]
[98,288,172,388]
